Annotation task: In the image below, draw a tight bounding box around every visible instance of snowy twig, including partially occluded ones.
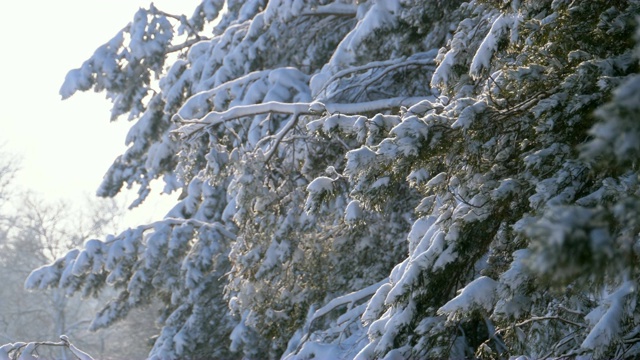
[309,279,387,325]
[494,90,553,119]
[487,73,512,110]
[449,187,490,210]
[493,316,585,347]
[330,60,436,101]
[557,305,586,316]
[317,57,435,97]
[167,37,210,54]
[293,279,388,356]
[263,113,301,164]
[515,315,585,329]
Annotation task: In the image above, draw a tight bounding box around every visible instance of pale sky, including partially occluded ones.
[0,0,198,227]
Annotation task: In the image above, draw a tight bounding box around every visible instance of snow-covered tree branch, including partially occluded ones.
[175,97,430,138]
[1,336,94,360]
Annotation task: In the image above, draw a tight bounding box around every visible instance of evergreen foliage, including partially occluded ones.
[16,0,640,358]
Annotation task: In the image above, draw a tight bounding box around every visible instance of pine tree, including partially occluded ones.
[18,0,640,359]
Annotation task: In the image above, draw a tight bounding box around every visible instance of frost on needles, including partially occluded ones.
[14,0,640,359]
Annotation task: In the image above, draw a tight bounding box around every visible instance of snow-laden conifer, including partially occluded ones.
[18,0,640,358]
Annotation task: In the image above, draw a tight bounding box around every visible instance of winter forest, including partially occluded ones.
[2,0,640,358]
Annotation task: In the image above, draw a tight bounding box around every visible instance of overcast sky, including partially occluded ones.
[0,0,197,226]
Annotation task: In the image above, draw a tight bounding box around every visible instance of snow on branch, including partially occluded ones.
[174,97,430,139]
[309,279,388,325]
[438,276,498,318]
[1,336,94,360]
[469,14,514,78]
[581,281,634,352]
[291,279,389,355]
[177,70,272,119]
[24,217,234,293]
